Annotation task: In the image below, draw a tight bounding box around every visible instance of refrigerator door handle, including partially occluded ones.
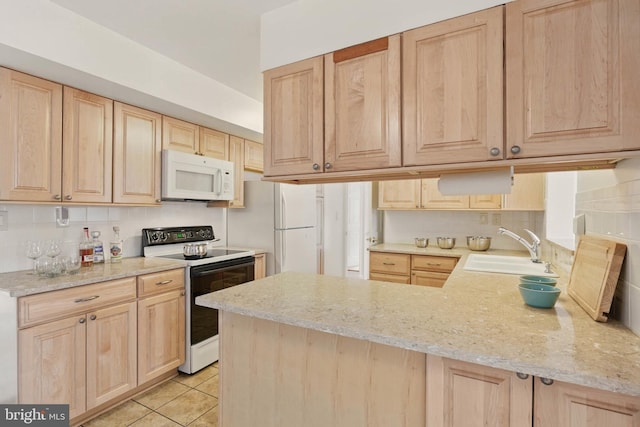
[280,192,287,230]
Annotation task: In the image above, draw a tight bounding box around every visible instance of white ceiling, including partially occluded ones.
[51,0,298,102]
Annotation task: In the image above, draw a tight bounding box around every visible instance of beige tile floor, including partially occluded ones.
[82,363,219,427]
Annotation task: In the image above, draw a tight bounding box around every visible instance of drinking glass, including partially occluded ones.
[45,240,62,259]
[25,240,42,274]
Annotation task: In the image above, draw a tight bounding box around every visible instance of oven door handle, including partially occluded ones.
[190,260,255,278]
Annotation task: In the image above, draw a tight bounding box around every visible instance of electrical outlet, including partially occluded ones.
[0,210,7,231]
[479,213,488,224]
[492,213,501,226]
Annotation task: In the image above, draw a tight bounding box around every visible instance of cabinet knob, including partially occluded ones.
[324,162,332,170]
[64,195,72,201]
[489,147,501,157]
[79,318,86,324]
[510,145,521,154]
[53,194,62,200]
[181,291,185,296]
[540,377,554,386]
[312,163,320,171]
[155,199,162,203]
[90,314,97,321]
[516,372,529,380]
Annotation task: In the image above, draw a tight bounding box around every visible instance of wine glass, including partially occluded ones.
[25,240,42,274]
[45,240,62,259]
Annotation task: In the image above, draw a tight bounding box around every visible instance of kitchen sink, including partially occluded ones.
[463,254,559,277]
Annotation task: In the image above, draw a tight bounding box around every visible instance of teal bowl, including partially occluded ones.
[518,282,561,308]
[519,275,557,287]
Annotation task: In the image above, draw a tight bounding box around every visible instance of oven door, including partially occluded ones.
[189,256,255,345]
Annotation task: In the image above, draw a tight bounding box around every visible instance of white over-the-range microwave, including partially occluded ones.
[162,149,234,201]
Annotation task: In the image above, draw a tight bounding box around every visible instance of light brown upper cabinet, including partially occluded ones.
[63,87,113,204]
[505,0,640,158]
[113,102,162,205]
[0,68,63,202]
[162,116,200,154]
[228,136,245,208]
[402,6,504,166]
[244,140,264,173]
[324,35,401,172]
[199,127,229,160]
[264,56,324,176]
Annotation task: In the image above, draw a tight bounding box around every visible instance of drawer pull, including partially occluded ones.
[75,295,100,303]
[426,263,442,266]
[155,279,173,286]
[383,262,396,266]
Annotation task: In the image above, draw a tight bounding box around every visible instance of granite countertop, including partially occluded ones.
[197,247,640,397]
[0,257,186,297]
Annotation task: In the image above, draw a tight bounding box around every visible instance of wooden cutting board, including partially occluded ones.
[567,235,627,322]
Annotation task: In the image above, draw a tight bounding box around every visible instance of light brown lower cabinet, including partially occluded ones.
[254,253,266,280]
[369,251,457,287]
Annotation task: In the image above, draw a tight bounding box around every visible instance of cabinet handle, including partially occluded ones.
[324,162,332,170]
[489,147,501,156]
[155,199,162,203]
[312,163,320,171]
[79,318,86,324]
[64,195,72,201]
[180,291,185,296]
[53,194,61,200]
[426,263,442,266]
[516,372,529,380]
[156,279,173,286]
[75,295,100,303]
[383,262,396,266]
[540,377,554,386]
[510,145,521,154]
[90,314,97,321]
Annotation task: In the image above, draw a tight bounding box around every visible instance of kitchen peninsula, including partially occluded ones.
[198,255,640,426]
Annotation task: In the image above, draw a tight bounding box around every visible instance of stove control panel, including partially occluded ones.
[142,226,215,247]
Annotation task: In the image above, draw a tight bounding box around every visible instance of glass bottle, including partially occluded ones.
[110,226,123,263]
[79,227,94,267]
[91,231,104,264]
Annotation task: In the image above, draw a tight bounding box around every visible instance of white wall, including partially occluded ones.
[0,0,262,139]
[0,203,226,274]
[574,157,640,335]
[261,0,511,70]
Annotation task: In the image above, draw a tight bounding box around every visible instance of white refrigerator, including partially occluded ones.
[227,181,317,276]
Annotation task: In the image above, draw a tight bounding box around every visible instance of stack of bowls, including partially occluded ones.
[518,275,560,308]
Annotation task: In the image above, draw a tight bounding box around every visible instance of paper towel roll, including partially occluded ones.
[437,168,513,195]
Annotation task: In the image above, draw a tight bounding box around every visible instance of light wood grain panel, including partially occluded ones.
[325,34,401,171]
[421,179,469,209]
[18,278,137,328]
[369,271,411,284]
[426,355,533,426]
[137,289,185,384]
[162,116,199,154]
[534,377,640,426]
[219,311,426,427]
[244,139,264,173]
[412,255,458,273]
[0,68,63,202]
[137,268,184,297]
[411,270,449,288]
[403,7,504,166]
[506,0,640,157]
[263,57,324,176]
[228,136,245,208]
[18,315,86,419]
[254,253,266,279]
[86,301,137,409]
[378,179,421,209]
[369,252,411,275]
[199,127,229,160]
[113,102,161,204]
[503,173,545,210]
[470,193,502,209]
[63,87,113,203]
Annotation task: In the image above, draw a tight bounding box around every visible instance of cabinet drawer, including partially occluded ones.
[411,271,449,288]
[412,255,458,273]
[369,272,411,284]
[137,268,185,297]
[18,278,137,328]
[370,252,411,275]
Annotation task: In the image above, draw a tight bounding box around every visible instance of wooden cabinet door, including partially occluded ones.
[324,35,401,172]
[426,355,533,426]
[470,193,502,209]
[263,56,324,176]
[534,377,640,426]
[506,0,640,157]
[403,7,504,166]
[244,140,264,173]
[86,301,137,409]
[137,290,185,385]
[369,252,411,275]
[503,173,545,210]
[229,136,245,208]
[378,179,421,209]
[62,87,113,203]
[162,116,199,154]
[113,102,162,205]
[0,68,63,202]
[19,315,86,419]
[369,271,411,284]
[254,253,266,280]
[199,127,229,160]
[421,179,469,209]
[410,271,448,288]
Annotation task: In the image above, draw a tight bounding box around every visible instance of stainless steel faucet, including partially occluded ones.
[497,227,542,263]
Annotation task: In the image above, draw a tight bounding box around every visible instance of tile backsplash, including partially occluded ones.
[0,202,225,273]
